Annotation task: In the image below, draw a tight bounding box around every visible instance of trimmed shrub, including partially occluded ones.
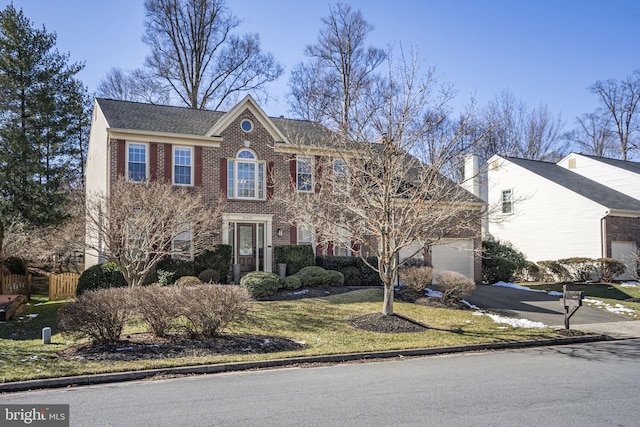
[597,258,627,282]
[482,240,526,284]
[130,286,181,337]
[538,260,571,282]
[516,261,542,282]
[558,257,596,282]
[274,244,315,275]
[198,269,220,284]
[194,244,232,283]
[316,255,357,271]
[57,288,132,345]
[174,275,202,287]
[155,258,194,285]
[76,262,128,296]
[358,256,383,286]
[340,266,361,286]
[176,285,251,338]
[401,266,433,293]
[240,271,283,299]
[283,275,303,290]
[294,266,344,287]
[435,271,475,303]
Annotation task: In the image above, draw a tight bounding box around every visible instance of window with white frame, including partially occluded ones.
[297,156,314,192]
[227,149,265,200]
[172,223,193,260]
[333,159,348,193]
[173,146,193,186]
[501,189,513,214]
[127,143,147,182]
[297,224,315,245]
[125,220,147,260]
[333,224,351,256]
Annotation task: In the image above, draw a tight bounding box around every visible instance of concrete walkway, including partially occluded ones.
[466,284,640,338]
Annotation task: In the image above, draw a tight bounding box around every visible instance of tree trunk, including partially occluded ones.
[382,283,394,316]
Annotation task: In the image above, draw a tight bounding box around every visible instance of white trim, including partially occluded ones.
[296,156,314,193]
[222,213,273,272]
[126,142,148,182]
[172,145,194,186]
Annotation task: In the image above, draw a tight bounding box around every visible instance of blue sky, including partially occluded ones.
[3,0,640,128]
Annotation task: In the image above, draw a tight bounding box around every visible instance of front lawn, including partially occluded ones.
[1,289,567,383]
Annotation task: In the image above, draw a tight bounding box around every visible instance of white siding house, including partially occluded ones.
[486,155,640,277]
[557,153,640,201]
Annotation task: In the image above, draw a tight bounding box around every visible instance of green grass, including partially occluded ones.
[1,289,567,383]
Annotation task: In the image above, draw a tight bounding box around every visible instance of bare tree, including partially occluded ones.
[288,3,386,137]
[589,70,640,160]
[142,0,283,110]
[567,112,618,158]
[96,67,172,105]
[85,178,223,287]
[281,48,483,316]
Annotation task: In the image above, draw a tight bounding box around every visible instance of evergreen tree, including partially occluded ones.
[0,5,86,227]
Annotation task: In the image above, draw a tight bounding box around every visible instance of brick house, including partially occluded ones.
[85,96,482,281]
[486,154,640,278]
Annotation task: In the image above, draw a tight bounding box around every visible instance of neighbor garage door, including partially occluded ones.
[612,240,637,280]
[431,239,474,282]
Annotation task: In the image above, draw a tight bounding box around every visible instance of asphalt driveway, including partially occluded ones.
[465,284,631,329]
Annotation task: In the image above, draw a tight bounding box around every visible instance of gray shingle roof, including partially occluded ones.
[506,156,640,212]
[577,153,640,175]
[96,98,336,145]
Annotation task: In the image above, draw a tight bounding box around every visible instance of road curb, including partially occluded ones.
[0,334,614,393]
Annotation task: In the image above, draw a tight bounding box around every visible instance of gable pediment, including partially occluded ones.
[205,95,288,143]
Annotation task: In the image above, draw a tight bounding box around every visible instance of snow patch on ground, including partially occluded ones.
[425,288,443,298]
[583,298,636,315]
[621,281,640,288]
[492,281,547,293]
[461,300,546,329]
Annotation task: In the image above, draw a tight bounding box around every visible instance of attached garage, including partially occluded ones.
[431,239,475,281]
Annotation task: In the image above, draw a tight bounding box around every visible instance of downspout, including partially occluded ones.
[601,210,610,259]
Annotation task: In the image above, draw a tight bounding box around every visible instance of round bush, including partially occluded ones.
[283,275,303,290]
[174,276,202,287]
[295,266,344,287]
[240,272,283,299]
[435,270,476,303]
[339,266,361,286]
[401,266,433,293]
[77,262,128,296]
[198,269,220,284]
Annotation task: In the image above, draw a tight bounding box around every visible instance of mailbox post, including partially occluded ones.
[562,285,584,329]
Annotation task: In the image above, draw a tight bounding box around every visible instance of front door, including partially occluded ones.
[238,223,256,272]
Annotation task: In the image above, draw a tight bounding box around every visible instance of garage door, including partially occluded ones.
[431,239,474,282]
[612,240,637,280]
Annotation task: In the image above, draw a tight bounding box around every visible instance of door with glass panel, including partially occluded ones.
[237,224,255,272]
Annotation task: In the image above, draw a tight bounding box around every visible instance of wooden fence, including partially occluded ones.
[1,274,29,295]
[49,273,79,300]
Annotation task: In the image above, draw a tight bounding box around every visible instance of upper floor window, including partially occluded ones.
[173,146,193,186]
[228,149,265,200]
[333,159,348,193]
[127,143,147,182]
[297,156,314,192]
[502,189,513,214]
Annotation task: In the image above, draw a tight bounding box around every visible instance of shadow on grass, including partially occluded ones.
[0,295,66,340]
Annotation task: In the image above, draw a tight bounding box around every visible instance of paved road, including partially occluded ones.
[466,284,631,327]
[2,339,639,426]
